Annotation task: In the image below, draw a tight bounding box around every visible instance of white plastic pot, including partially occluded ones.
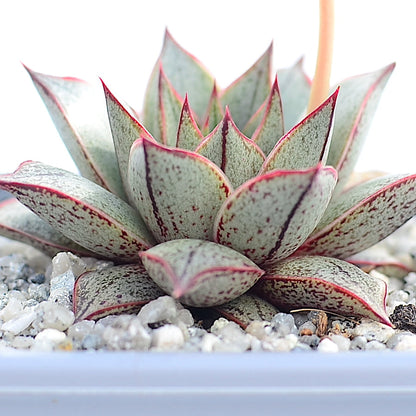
[1,351,416,415]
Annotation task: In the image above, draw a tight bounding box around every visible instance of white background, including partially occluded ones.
[0,0,414,175]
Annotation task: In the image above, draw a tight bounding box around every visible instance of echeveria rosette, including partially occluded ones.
[0,31,415,328]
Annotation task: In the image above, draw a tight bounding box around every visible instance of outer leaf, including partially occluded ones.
[220,44,272,129]
[349,256,411,279]
[0,161,155,262]
[73,264,164,321]
[327,63,395,192]
[202,83,224,135]
[142,30,214,130]
[277,58,311,132]
[250,76,284,155]
[298,173,416,259]
[214,164,337,266]
[213,294,279,329]
[261,88,339,172]
[0,199,93,257]
[140,239,264,307]
[128,138,233,243]
[195,109,265,188]
[176,95,204,151]
[102,80,154,197]
[254,255,391,326]
[25,66,125,199]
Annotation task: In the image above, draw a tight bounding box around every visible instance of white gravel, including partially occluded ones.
[1,218,416,353]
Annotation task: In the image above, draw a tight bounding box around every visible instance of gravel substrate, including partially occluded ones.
[1,218,416,353]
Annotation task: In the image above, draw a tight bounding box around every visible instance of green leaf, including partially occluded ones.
[202,83,224,135]
[142,30,214,129]
[128,138,233,243]
[140,239,264,307]
[158,67,184,146]
[277,58,311,132]
[251,76,284,156]
[0,161,155,262]
[241,100,267,138]
[142,64,183,145]
[261,88,339,172]
[176,95,204,151]
[25,66,125,199]
[214,164,337,266]
[327,63,395,192]
[213,294,279,329]
[298,173,416,259]
[255,255,391,326]
[73,264,164,321]
[221,44,272,129]
[102,80,154,198]
[0,199,93,257]
[195,109,265,188]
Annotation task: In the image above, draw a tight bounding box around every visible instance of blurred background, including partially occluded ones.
[0,0,413,175]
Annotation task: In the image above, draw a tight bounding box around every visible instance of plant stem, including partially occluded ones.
[307,0,335,113]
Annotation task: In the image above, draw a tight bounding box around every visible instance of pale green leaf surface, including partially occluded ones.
[220,44,272,129]
[255,255,391,326]
[176,96,204,151]
[298,173,416,258]
[0,162,155,262]
[142,30,214,130]
[158,68,184,146]
[251,76,284,156]
[102,80,154,198]
[140,239,264,307]
[202,83,224,135]
[242,100,266,138]
[277,59,311,132]
[213,294,279,329]
[214,164,337,266]
[261,88,338,172]
[128,138,233,243]
[327,64,395,192]
[195,110,265,188]
[74,264,164,321]
[0,199,93,257]
[26,67,125,198]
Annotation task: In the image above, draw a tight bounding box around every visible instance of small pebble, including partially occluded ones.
[329,334,351,351]
[32,328,67,351]
[352,321,395,343]
[151,324,185,350]
[1,218,416,352]
[365,340,386,351]
[350,335,367,350]
[317,338,339,353]
[271,313,298,337]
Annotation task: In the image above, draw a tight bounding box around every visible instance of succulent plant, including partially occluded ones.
[1,29,416,329]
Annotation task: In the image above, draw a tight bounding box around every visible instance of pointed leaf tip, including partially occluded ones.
[261,87,339,172]
[128,139,232,243]
[221,44,272,128]
[299,173,416,258]
[0,161,155,262]
[102,79,154,199]
[176,94,204,150]
[196,109,265,188]
[74,264,164,321]
[255,256,391,326]
[25,67,126,199]
[327,63,395,193]
[215,163,337,266]
[251,75,284,155]
[140,239,264,307]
